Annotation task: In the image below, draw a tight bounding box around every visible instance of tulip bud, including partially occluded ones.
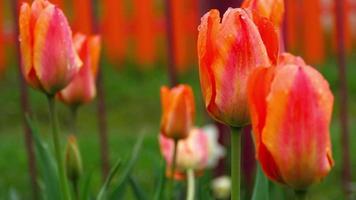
[211,176,231,200]
[65,135,83,183]
[19,0,82,95]
[247,53,334,190]
[197,8,278,127]
[160,84,195,140]
[57,33,101,106]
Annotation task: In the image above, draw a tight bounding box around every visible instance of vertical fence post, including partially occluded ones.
[90,0,110,179]
[334,0,352,197]
[164,0,178,86]
[11,0,38,199]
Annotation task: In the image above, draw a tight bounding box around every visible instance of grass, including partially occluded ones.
[0,52,355,199]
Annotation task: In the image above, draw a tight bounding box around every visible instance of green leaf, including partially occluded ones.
[252,164,269,200]
[153,161,166,200]
[96,158,122,200]
[26,115,61,200]
[80,171,93,200]
[110,133,145,199]
[128,175,147,200]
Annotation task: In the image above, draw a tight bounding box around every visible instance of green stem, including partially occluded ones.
[168,139,179,199]
[231,127,241,200]
[70,105,78,135]
[186,169,195,200]
[47,95,71,200]
[295,190,308,200]
[72,179,79,200]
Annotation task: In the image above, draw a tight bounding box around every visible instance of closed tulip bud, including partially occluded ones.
[65,135,83,182]
[247,53,334,190]
[242,0,285,28]
[211,176,231,200]
[160,84,195,140]
[197,8,278,127]
[57,33,101,106]
[19,0,82,95]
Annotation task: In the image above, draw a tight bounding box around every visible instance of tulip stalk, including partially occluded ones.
[168,139,179,198]
[231,127,241,200]
[70,105,79,134]
[186,169,195,200]
[47,95,71,200]
[295,190,308,200]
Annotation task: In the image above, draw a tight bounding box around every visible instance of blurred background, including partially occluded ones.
[0,0,356,199]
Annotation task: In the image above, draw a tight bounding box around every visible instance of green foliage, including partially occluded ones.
[252,164,269,200]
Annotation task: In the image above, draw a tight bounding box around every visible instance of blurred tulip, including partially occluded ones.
[160,84,195,140]
[57,33,101,106]
[0,1,5,75]
[248,53,334,190]
[211,176,231,200]
[242,0,285,28]
[19,0,82,95]
[65,135,83,183]
[159,126,225,178]
[301,0,325,65]
[102,0,126,65]
[133,0,157,67]
[197,8,278,127]
[72,0,92,34]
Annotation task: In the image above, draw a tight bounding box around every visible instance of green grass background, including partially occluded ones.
[0,51,355,199]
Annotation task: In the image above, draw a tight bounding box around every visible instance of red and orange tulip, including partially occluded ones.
[197,8,278,127]
[57,33,101,106]
[19,0,82,95]
[0,1,5,75]
[242,0,285,28]
[160,84,195,140]
[248,53,334,190]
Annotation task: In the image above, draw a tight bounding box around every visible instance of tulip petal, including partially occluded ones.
[252,13,279,64]
[248,66,284,183]
[20,3,41,88]
[263,64,334,189]
[88,36,101,76]
[33,5,81,94]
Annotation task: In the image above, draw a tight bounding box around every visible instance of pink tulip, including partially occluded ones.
[19,0,82,95]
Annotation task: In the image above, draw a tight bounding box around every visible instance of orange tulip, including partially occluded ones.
[57,33,100,106]
[248,53,334,190]
[101,0,126,65]
[133,0,157,67]
[160,84,195,140]
[242,0,285,28]
[197,8,278,127]
[72,0,92,34]
[19,0,82,95]
[0,1,5,75]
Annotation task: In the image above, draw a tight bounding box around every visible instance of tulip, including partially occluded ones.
[57,33,101,106]
[211,176,231,200]
[159,125,225,179]
[65,135,83,197]
[19,0,82,95]
[247,53,334,190]
[65,135,83,182]
[197,8,278,127]
[242,0,285,28]
[160,84,195,140]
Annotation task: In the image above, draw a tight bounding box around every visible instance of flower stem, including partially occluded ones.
[47,95,71,200]
[70,105,78,135]
[186,169,195,200]
[168,139,179,199]
[231,127,241,200]
[295,190,308,200]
